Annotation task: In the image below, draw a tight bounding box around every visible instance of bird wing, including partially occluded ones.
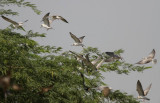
[96,59,105,69]
[1,16,18,25]
[42,13,50,27]
[43,18,50,27]
[147,49,155,59]
[105,52,115,57]
[42,12,50,22]
[91,56,101,65]
[144,83,152,96]
[59,16,68,23]
[70,32,81,43]
[79,36,85,43]
[136,58,150,64]
[137,80,145,96]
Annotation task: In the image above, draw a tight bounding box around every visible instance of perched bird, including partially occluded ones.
[41,12,52,30]
[92,86,112,97]
[136,49,157,64]
[136,80,152,101]
[12,84,22,91]
[105,52,122,60]
[50,16,68,23]
[70,32,85,47]
[40,85,53,93]
[69,51,97,70]
[1,15,28,31]
[0,71,11,100]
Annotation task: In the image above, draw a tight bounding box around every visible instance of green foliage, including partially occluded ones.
[0,1,152,103]
[0,0,41,16]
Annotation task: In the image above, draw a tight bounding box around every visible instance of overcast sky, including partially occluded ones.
[1,0,160,102]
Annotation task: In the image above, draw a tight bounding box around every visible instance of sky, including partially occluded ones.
[1,0,160,102]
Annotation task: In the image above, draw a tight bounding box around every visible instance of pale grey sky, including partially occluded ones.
[1,0,160,102]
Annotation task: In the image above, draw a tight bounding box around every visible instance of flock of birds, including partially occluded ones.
[1,12,157,102]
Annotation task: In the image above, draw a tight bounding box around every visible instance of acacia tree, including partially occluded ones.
[0,1,150,103]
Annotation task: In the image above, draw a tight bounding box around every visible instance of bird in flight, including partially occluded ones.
[41,12,53,30]
[136,49,157,64]
[69,32,85,47]
[1,15,28,31]
[41,12,68,30]
[136,80,152,101]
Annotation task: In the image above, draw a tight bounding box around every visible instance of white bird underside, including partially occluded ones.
[70,32,85,47]
[41,12,52,30]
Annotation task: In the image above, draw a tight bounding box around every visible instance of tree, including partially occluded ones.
[0,1,151,103]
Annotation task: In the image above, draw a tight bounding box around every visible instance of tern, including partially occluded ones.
[136,80,152,101]
[1,15,28,31]
[136,49,157,64]
[41,12,52,30]
[70,32,85,47]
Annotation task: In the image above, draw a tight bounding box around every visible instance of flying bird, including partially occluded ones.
[41,12,52,30]
[70,32,85,47]
[50,16,68,23]
[136,49,157,64]
[136,80,152,101]
[1,15,28,31]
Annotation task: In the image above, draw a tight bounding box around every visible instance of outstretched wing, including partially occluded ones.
[144,83,152,96]
[42,12,50,22]
[2,16,18,25]
[42,13,50,27]
[79,36,85,43]
[70,32,81,43]
[147,49,155,59]
[91,56,101,65]
[136,80,145,96]
[59,16,68,23]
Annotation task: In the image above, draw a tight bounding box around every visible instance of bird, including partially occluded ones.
[136,49,157,64]
[105,52,122,60]
[40,85,53,93]
[69,32,85,47]
[69,51,97,70]
[136,80,152,101]
[41,12,52,30]
[1,15,28,31]
[92,86,112,97]
[50,16,68,23]
[12,84,22,91]
[96,59,105,69]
